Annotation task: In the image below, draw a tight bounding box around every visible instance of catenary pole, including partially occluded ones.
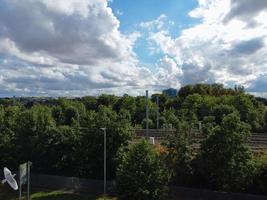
[146,90,149,137]
[156,96,159,129]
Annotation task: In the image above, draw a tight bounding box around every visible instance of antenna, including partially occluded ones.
[1,167,18,190]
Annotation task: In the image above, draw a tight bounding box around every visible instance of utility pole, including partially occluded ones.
[156,96,159,129]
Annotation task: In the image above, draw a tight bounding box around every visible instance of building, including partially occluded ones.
[162,88,177,98]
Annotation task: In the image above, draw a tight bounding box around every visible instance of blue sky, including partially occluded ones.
[110,0,200,67]
[0,0,266,97]
[110,0,198,32]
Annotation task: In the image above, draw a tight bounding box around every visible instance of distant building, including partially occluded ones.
[162,88,177,98]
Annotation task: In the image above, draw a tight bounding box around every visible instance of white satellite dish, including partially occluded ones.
[1,167,18,190]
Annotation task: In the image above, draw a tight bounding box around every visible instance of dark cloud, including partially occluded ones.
[181,63,215,85]
[224,0,267,23]
[0,0,132,66]
[0,0,155,97]
[247,74,267,92]
[231,37,264,55]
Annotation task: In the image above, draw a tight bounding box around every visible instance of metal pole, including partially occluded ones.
[19,167,22,200]
[156,96,159,129]
[198,121,202,133]
[101,128,107,195]
[27,162,30,200]
[104,128,106,195]
[146,90,149,137]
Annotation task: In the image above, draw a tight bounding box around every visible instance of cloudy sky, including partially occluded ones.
[0,0,266,97]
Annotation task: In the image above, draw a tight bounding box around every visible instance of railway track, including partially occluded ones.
[133,129,267,152]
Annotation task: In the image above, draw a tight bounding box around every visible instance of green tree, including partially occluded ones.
[194,113,257,191]
[134,96,156,125]
[162,108,178,128]
[164,120,193,186]
[113,95,136,117]
[78,106,133,179]
[14,105,55,163]
[97,94,119,107]
[34,125,81,176]
[64,106,79,125]
[116,140,170,200]
[212,104,237,124]
[80,96,98,110]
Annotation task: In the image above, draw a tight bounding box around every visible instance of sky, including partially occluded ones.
[0,0,266,97]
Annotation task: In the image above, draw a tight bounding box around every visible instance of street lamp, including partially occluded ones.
[100,128,107,195]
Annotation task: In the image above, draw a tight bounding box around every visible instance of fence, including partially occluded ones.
[171,186,267,200]
[28,173,267,200]
[30,173,114,195]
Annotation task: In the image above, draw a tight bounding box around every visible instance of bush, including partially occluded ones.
[116,140,170,200]
[247,151,267,194]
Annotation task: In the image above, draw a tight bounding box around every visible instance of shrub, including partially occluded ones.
[247,151,267,194]
[116,140,170,200]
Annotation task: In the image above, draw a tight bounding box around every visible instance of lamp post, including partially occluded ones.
[100,128,107,195]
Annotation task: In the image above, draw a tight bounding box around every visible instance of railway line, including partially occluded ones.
[134,129,267,151]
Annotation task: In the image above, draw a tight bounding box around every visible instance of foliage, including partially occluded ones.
[77,106,133,179]
[247,150,267,194]
[164,120,193,186]
[116,140,170,200]
[194,113,258,191]
[0,83,266,195]
[0,103,133,180]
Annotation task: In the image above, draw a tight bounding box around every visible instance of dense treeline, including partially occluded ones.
[1,84,266,132]
[0,83,266,195]
[0,102,132,179]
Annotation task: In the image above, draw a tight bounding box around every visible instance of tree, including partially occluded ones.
[162,108,178,128]
[52,106,64,125]
[164,120,193,186]
[116,140,170,200]
[64,106,79,125]
[113,94,136,117]
[194,113,258,191]
[14,105,55,164]
[178,85,193,98]
[33,125,81,176]
[78,106,133,179]
[97,94,119,107]
[134,96,156,125]
[141,118,154,129]
[80,96,98,110]
[181,94,202,114]
[212,104,237,124]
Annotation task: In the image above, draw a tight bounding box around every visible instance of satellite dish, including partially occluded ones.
[1,167,18,190]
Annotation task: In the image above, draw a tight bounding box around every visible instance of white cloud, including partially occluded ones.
[146,0,267,96]
[0,0,138,66]
[0,0,157,96]
[155,56,183,89]
[0,0,267,97]
[140,14,173,31]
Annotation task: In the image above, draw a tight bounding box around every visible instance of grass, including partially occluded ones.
[0,186,117,200]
